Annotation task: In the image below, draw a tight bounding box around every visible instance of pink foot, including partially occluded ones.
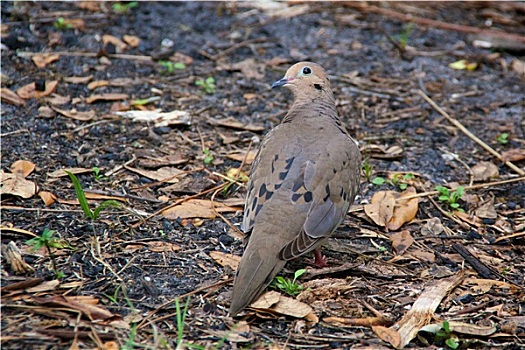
[312,248,328,268]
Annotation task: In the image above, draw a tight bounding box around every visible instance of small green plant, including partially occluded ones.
[195,77,216,94]
[392,172,415,190]
[112,1,138,13]
[26,228,69,279]
[496,133,509,145]
[92,167,107,181]
[377,245,388,253]
[362,159,374,181]
[435,321,460,349]
[158,60,186,74]
[66,170,120,220]
[53,17,73,31]
[397,22,413,49]
[175,297,191,348]
[272,269,306,297]
[371,176,386,186]
[436,185,465,212]
[202,148,214,165]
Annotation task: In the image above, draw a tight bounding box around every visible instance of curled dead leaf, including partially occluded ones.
[38,191,57,206]
[389,230,414,255]
[0,88,26,106]
[32,53,60,68]
[387,186,419,231]
[209,251,240,270]
[364,191,395,227]
[471,161,499,181]
[16,80,58,99]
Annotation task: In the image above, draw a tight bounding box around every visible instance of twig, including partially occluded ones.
[418,90,525,176]
[17,51,153,62]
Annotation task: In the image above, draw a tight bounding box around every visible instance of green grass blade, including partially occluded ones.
[65,171,94,219]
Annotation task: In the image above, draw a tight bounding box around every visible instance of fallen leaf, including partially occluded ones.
[449,59,478,71]
[0,168,37,199]
[372,326,401,347]
[364,191,395,227]
[38,191,57,206]
[389,230,414,255]
[63,75,93,84]
[123,34,140,48]
[87,80,109,90]
[16,80,58,99]
[52,107,95,121]
[116,109,191,127]
[146,241,181,252]
[475,197,497,219]
[11,160,35,177]
[31,53,60,68]
[0,88,26,106]
[86,93,129,104]
[47,167,92,178]
[209,251,240,270]
[387,187,419,231]
[45,94,71,105]
[510,59,525,77]
[420,217,444,236]
[471,161,499,181]
[226,150,258,165]
[209,116,265,132]
[102,34,127,52]
[250,291,281,309]
[501,148,525,162]
[421,321,496,336]
[161,199,241,219]
[221,58,266,80]
[126,166,186,183]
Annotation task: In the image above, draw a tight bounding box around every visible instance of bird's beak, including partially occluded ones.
[271,77,291,89]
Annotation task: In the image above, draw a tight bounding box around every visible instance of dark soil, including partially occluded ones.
[1,2,524,349]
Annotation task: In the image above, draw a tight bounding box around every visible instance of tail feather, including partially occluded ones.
[229,248,286,316]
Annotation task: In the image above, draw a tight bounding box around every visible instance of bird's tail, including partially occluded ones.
[229,240,287,316]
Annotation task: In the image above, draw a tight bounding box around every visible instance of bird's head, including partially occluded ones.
[271,61,331,95]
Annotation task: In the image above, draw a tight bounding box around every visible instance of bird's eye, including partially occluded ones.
[302,66,312,75]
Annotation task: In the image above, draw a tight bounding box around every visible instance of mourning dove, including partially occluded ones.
[230,62,361,316]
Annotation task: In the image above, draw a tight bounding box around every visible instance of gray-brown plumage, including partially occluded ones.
[230,62,361,316]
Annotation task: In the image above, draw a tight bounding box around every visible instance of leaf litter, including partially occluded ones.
[1,1,524,349]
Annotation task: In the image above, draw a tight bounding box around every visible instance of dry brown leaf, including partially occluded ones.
[471,161,499,181]
[475,197,497,219]
[387,187,419,231]
[250,291,281,309]
[123,34,140,48]
[501,148,525,162]
[364,191,395,227]
[420,217,444,236]
[410,250,435,263]
[52,107,95,121]
[146,241,181,252]
[389,230,414,255]
[86,93,129,103]
[0,170,37,198]
[421,321,496,336]
[38,191,57,206]
[116,110,191,127]
[33,295,113,320]
[510,59,525,77]
[45,94,71,106]
[87,80,109,90]
[102,34,127,52]
[32,53,60,68]
[63,75,93,84]
[372,326,401,347]
[209,251,240,270]
[161,199,240,219]
[0,88,26,106]
[126,166,186,183]
[11,160,35,177]
[75,1,102,11]
[26,280,60,293]
[16,80,58,99]
[209,116,265,132]
[47,167,92,178]
[226,150,258,165]
[227,58,266,80]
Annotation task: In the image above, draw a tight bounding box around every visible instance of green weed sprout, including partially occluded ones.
[436,185,464,212]
[65,170,120,220]
[272,269,307,297]
[53,17,73,31]
[112,1,138,13]
[26,228,69,279]
[496,133,509,145]
[195,77,216,94]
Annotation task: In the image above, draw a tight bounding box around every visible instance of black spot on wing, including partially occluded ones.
[258,184,267,197]
[251,196,258,211]
[279,170,288,180]
[265,190,274,200]
[284,157,295,170]
[292,179,304,192]
[255,204,263,216]
[304,191,313,203]
[291,193,302,202]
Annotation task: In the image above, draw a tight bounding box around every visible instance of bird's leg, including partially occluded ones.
[312,248,328,268]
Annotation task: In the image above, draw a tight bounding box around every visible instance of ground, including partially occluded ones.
[1,1,524,349]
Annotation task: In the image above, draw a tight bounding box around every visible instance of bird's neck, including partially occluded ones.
[282,91,339,124]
